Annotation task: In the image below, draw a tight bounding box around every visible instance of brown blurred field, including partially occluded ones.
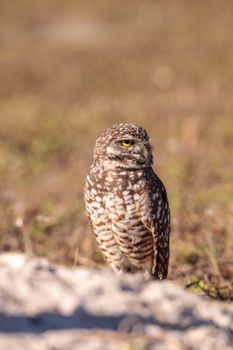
[0,0,232,300]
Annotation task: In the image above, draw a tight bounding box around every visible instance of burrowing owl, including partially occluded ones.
[85,123,170,279]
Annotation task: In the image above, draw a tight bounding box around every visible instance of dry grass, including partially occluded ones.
[0,0,232,300]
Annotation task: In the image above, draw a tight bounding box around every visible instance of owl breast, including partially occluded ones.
[86,168,155,272]
[107,188,154,267]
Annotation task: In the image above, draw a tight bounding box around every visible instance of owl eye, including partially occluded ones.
[120,140,134,147]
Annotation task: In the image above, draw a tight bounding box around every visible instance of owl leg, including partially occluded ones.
[108,256,140,274]
[108,261,123,274]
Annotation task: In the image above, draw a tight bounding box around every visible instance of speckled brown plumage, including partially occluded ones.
[84,123,170,279]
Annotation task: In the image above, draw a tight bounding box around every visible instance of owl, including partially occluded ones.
[84,123,170,279]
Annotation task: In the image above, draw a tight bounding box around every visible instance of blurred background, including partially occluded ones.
[0,0,232,300]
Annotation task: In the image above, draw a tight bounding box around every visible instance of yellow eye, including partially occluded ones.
[121,140,133,147]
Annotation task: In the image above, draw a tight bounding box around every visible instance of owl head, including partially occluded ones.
[93,123,153,169]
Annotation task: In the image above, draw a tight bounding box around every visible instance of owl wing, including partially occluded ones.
[136,169,170,279]
[153,174,170,279]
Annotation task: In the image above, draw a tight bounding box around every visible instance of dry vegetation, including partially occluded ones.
[0,0,232,300]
